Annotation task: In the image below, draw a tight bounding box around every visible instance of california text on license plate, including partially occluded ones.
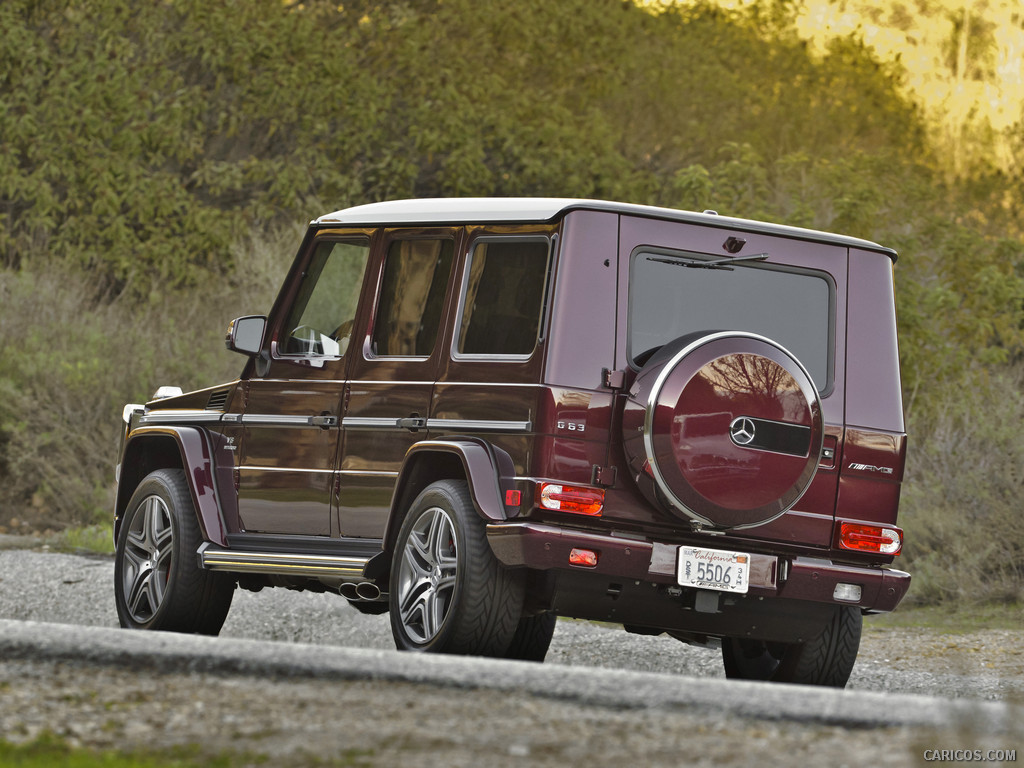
[677,546,750,594]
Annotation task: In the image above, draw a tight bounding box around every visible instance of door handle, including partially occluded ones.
[309,414,338,428]
[396,416,427,432]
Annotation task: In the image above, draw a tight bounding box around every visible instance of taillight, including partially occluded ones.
[538,483,604,516]
[838,522,902,555]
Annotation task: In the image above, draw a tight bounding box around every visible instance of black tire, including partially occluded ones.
[721,605,862,687]
[114,469,234,635]
[389,479,523,656]
[504,612,557,662]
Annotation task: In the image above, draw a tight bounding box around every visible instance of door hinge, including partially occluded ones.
[602,368,626,390]
[592,465,618,487]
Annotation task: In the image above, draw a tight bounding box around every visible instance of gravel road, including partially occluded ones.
[1,546,1022,766]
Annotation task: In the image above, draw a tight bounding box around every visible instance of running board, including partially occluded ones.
[198,543,370,578]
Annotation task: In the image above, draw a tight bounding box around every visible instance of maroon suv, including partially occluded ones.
[114,198,910,687]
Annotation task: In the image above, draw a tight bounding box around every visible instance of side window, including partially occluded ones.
[457,238,550,357]
[371,238,454,357]
[281,239,370,357]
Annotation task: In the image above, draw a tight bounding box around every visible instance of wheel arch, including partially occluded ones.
[366,437,516,582]
[115,426,228,546]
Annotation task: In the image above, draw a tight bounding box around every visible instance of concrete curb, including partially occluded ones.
[0,534,45,550]
[0,618,1017,733]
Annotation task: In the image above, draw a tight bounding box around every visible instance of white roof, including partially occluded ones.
[317,197,585,225]
[314,198,895,258]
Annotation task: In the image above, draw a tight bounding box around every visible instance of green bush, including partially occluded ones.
[0,225,293,531]
[900,364,1024,605]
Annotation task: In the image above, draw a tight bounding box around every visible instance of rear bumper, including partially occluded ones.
[486,521,911,614]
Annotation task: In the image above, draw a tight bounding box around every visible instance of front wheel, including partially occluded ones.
[114,469,234,635]
[389,480,523,656]
[721,605,862,687]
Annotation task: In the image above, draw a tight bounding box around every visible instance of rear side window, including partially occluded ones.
[372,238,454,357]
[456,238,550,357]
[629,250,834,391]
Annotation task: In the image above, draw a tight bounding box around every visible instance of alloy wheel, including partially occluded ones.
[395,506,458,644]
[120,494,174,624]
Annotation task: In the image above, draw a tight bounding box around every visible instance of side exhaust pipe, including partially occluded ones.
[339,581,387,602]
[356,582,382,601]
[339,582,359,600]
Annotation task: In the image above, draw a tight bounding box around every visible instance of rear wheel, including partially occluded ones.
[721,605,862,687]
[389,479,523,656]
[114,469,234,635]
[504,612,557,662]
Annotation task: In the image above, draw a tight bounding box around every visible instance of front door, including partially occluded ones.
[237,235,371,536]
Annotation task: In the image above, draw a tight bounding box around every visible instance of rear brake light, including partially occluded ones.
[839,523,902,555]
[538,483,604,516]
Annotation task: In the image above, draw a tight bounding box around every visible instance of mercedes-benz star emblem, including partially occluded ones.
[730,417,756,446]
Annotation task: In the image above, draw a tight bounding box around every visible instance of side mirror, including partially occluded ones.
[226,315,267,356]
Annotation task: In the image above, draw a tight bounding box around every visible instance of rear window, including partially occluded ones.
[629,250,834,391]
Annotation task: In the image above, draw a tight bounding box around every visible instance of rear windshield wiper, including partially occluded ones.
[648,253,769,270]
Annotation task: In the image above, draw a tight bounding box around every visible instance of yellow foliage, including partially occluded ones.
[642,0,1024,178]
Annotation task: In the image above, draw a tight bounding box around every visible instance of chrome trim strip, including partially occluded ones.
[139,410,224,425]
[236,466,334,475]
[341,417,406,430]
[241,414,318,426]
[200,546,369,577]
[251,378,349,385]
[351,380,541,388]
[449,352,535,362]
[426,418,532,433]
[236,466,400,478]
[430,382,540,388]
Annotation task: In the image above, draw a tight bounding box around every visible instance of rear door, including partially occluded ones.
[339,229,458,538]
[430,227,556,470]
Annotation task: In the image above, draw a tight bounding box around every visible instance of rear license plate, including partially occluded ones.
[677,546,750,594]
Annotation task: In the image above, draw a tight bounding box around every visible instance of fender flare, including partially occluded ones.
[366,437,517,581]
[115,426,229,546]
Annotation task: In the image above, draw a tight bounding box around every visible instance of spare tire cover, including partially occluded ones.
[622,332,823,530]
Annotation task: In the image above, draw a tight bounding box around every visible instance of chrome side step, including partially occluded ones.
[198,543,370,578]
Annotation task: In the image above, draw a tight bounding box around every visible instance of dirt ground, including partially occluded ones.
[1,623,1022,768]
